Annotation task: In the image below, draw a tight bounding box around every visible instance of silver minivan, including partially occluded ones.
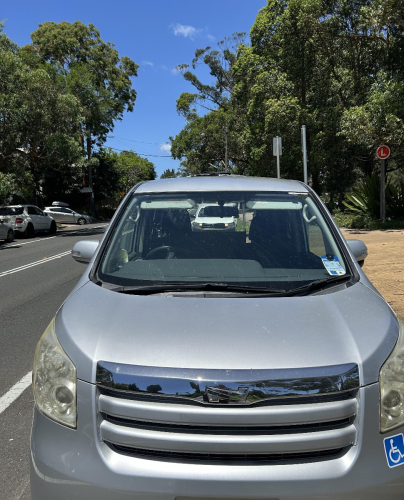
[31,175,404,500]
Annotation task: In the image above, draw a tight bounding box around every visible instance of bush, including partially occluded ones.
[343,174,404,219]
[333,210,404,230]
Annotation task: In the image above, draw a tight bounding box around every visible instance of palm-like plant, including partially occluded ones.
[343,174,404,219]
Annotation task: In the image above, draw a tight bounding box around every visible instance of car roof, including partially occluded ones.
[134,175,308,194]
[0,204,32,208]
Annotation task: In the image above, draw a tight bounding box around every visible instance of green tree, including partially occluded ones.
[160,168,179,179]
[171,34,249,175]
[28,21,139,163]
[0,25,84,199]
[115,150,156,195]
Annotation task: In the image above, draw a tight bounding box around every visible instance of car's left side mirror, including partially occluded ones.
[72,240,99,264]
[346,239,368,267]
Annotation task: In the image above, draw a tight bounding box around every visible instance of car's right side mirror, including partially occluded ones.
[346,239,368,267]
[72,240,99,264]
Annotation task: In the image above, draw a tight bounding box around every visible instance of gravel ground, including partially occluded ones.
[343,229,404,319]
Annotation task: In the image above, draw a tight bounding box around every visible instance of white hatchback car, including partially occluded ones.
[0,205,56,238]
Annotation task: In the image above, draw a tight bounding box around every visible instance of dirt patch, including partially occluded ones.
[342,229,404,319]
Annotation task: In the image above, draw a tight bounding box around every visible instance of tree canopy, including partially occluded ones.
[171,0,404,202]
[0,21,146,210]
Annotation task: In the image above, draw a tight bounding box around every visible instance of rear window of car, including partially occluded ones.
[0,207,24,215]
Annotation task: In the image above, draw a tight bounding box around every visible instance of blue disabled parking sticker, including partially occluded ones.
[384,434,404,468]
[321,255,346,276]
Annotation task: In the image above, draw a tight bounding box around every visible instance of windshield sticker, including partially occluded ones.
[321,255,346,276]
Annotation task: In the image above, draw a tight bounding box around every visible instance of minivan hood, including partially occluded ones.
[56,280,398,386]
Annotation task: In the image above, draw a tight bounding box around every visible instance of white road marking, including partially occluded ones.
[2,236,57,248]
[0,250,71,277]
[0,372,32,416]
[0,224,108,249]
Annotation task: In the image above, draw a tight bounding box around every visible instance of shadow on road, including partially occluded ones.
[56,227,106,238]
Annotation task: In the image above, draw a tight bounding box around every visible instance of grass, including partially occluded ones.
[236,218,251,233]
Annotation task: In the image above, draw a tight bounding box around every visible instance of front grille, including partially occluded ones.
[108,443,349,465]
[97,362,359,465]
[201,223,226,228]
[102,413,354,435]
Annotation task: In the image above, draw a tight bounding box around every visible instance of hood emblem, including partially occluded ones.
[204,384,249,404]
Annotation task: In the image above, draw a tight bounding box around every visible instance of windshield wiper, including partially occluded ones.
[284,274,352,296]
[108,282,286,295]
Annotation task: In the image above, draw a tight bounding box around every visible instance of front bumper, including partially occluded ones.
[31,381,404,500]
[192,225,236,232]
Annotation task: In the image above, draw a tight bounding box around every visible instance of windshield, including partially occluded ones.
[197,205,238,218]
[97,191,349,290]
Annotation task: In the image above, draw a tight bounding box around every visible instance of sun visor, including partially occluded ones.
[246,201,302,210]
[140,199,195,209]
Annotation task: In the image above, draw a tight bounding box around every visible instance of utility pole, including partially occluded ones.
[86,136,95,218]
[301,125,308,184]
[225,128,228,172]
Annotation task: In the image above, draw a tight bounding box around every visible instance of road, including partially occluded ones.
[0,223,107,500]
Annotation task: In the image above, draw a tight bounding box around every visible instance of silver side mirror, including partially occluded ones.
[72,240,99,264]
[346,239,368,267]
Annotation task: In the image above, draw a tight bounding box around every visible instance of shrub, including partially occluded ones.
[343,174,404,219]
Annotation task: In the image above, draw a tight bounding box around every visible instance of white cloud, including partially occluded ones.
[171,67,180,76]
[160,143,172,153]
[171,23,201,40]
[207,33,215,42]
[142,61,154,67]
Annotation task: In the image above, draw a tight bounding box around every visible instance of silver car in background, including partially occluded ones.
[43,205,91,225]
[31,176,404,500]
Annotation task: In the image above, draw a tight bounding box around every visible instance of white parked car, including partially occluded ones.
[0,205,57,238]
[192,203,239,231]
[0,218,14,242]
[43,206,91,225]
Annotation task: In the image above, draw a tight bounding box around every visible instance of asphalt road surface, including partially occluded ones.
[0,223,108,500]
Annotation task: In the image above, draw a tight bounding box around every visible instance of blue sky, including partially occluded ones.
[2,0,266,177]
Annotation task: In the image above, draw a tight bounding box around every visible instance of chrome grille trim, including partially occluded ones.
[97,362,359,464]
[99,420,357,454]
[96,362,359,405]
[98,394,357,426]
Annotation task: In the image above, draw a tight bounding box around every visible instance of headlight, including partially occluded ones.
[32,318,77,429]
[380,321,404,433]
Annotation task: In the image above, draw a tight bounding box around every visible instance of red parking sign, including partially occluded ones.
[377,145,390,159]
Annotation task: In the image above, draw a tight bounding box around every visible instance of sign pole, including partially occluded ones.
[273,136,282,179]
[376,145,390,222]
[301,125,308,184]
[380,159,386,222]
[276,152,280,179]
